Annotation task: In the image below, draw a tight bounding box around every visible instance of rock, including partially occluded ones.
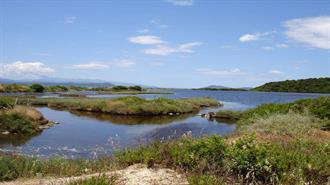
[168,113,174,116]
[202,112,215,120]
[1,131,10,135]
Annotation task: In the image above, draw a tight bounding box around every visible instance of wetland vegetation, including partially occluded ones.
[0,96,329,184]
[0,97,53,136]
[16,96,221,116]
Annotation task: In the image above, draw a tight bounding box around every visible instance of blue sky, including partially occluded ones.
[0,0,329,88]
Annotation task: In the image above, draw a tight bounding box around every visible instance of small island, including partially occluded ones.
[0,97,53,136]
[16,96,221,116]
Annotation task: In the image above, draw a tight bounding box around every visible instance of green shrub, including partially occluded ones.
[30,83,45,93]
[188,174,224,185]
[68,175,116,185]
[0,97,15,109]
[0,112,37,135]
[128,86,143,91]
[227,135,278,183]
[170,136,227,172]
[112,86,128,91]
[0,157,17,181]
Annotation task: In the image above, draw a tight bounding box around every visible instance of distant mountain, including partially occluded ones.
[0,77,114,87]
[253,77,330,93]
[205,85,229,89]
[0,77,157,88]
[202,85,251,90]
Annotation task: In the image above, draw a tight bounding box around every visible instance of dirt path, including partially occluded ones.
[0,164,189,185]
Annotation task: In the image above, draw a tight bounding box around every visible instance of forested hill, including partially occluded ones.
[253,78,330,93]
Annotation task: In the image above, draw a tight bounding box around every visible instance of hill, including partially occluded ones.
[253,78,330,93]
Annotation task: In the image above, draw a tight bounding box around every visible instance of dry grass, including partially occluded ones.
[7,106,44,121]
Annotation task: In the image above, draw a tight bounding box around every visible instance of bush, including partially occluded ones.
[30,83,45,93]
[0,157,17,181]
[0,97,15,109]
[0,112,37,135]
[112,86,128,91]
[227,135,278,183]
[170,135,227,172]
[188,174,224,185]
[128,86,143,91]
[68,175,116,185]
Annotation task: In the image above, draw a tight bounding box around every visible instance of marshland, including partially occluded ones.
[1,0,330,184]
[0,84,329,184]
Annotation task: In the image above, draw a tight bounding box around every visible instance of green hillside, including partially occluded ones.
[253,78,330,93]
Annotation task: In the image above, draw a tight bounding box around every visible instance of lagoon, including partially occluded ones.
[0,90,327,158]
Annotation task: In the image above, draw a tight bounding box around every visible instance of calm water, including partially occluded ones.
[0,90,327,158]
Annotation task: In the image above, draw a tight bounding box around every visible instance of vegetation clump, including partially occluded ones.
[253,77,330,93]
[29,83,45,93]
[213,96,330,126]
[0,97,52,135]
[68,175,116,185]
[17,96,220,116]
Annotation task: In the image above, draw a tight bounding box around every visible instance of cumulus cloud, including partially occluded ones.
[268,70,283,74]
[284,16,330,49]
[72,63,109,70]
[143,42,203,56]
[195,68,246,76]
[166,0,194,6]
[0,61,54,79]
[239,32,275,42]
[128,35,165,45]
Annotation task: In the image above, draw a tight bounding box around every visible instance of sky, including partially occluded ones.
[0,0,329,88]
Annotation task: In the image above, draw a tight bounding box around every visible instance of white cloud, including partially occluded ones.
[72,63,109,70]
[284,16,330,49]
[0,61,54,79]
[275,43,289,48]
[143,42,203,56]
[239,34,260,42]
[128,35,165,45]
[166,0,194,6]
[195,68,246,76]
[239,31,275,42]
[137,29,150,34]
[72,60,136,70]
[268,70,283,74]
[63,16,77,24]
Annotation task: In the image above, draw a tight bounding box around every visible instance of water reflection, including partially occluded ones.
[0,133,40,146]
[69,110,194,125]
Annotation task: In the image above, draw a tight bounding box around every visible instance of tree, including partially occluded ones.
[30,83,45,93]
[129,86,143,91]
